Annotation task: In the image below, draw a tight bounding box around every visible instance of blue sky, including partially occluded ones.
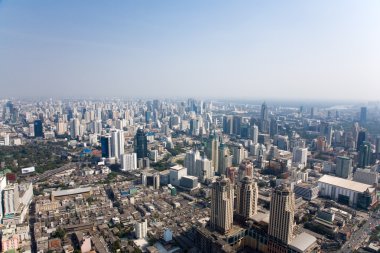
[0,0,379,100]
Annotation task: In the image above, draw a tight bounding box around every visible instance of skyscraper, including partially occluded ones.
[70,118,80,139]
[236,176,258,219]
[358,142,372,168]
[357,130,366,151]
[222,115,233,135]
[111,129,125,161]
[260,102,269,133]
[210,175,234,234]
[134,128,148,159]
[218,143,230,175]
[100,135,112,158]
[268,184,295,245]
[360,107,367,125]
[232,115,242,136]
[335,156,352,179]
[121,153,137,171]
[293,148,308,166]
[206,133,219,173]
[250,124,259,144]
[184,149,200,176]
[196,156,214,182]
[33,119,43,138]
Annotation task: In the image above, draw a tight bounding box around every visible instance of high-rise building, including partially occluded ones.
[3,183,20,215]
[184,149,200,176]
[100,135,112,158]
[375,136,380,154]
[135,219,148,239]
[218,143,230,175]
[357,130,366,151]
[34,120,43,138]
[134,128,148,159]
[360,107,367,125]
[260,102,269,134]
[70,118,80,139]
[111,129,124,161]
[236,176,258,219]
[358,142,372,168]
[121,153,137,171]
[196,156,214,182]
[268,184,295,245]
[335,156,352,179]
[250,124,259,144]
[232,115,242,136]
[293,148,308,166]
[210,175,234,234]
[206,133,219,173]
[222,115,233,135]
[153,173,160,189]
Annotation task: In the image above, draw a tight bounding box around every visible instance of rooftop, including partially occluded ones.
[289,232,317,252]
[52,187,92,197]
[318,175,373,193]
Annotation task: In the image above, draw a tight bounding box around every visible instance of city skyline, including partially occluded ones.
[1,0,380,100]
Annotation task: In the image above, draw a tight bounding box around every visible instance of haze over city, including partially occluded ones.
[1,0,380,100]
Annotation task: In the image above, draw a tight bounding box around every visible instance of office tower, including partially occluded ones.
[143,157,150,168]
[121,153,137,171]
[70,118,80,139]
[153,173,160,189]
[376,136,380,154]
[145,111,152,124]
[206,133,219,173]
[100,135,112,158]
[320,122,333,147]
[196,156,214,182]
[360,107,367,125]
[260,102,269,133]
[232,115,242,136]
[141,172,147,186]
[236,176,258,219]
[352,122,360,144]
[210,175,234,234]
[232,145,247,165]
[2,101,14,121]
[135,219,148,239]
[358,142,372,168]
[293,148,308,166]
[33,119,43,138]
[335,156,352,179]
[240,123,250,139]
[223,115,233,135]
[250,124,259,144]
[218,143,229,175]
[268,184,295,244]
[184,150,200,176]
[134,128,148,159]
[270,118,278,137]
[190,118,201,136]
[310,107,315,119]
[3,184,20,215]
[357,130,366,151]
[111,129,124,161]
[56,119,67,135]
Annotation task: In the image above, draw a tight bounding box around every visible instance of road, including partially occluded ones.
[338,210,380,252]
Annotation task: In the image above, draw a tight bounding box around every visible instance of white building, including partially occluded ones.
[121,153,137,171]
[135,219,148,239]
[293,148,308,166]
[111,129,125,161]
[318,175,376,209]
[169,165,187,187]
[3,183,20,215]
